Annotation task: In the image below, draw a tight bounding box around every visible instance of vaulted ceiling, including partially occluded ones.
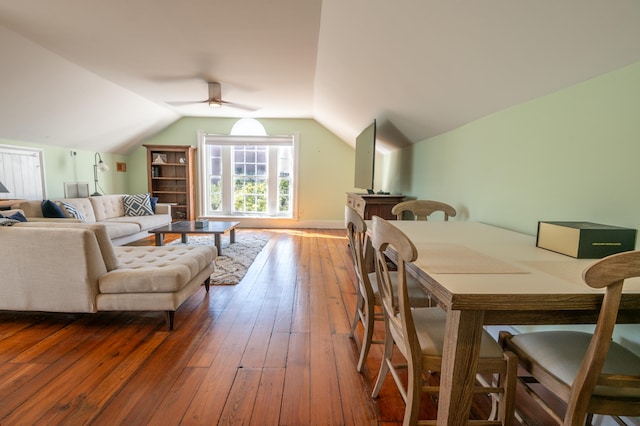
[0,1,639,154]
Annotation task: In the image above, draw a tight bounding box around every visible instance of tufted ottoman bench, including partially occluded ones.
[100,245,217,330]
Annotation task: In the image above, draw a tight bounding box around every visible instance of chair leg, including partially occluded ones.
[203,277,210,292]
[349,292,364,338]
[499,351,518,426]
[165,310,175,331]
[404,356,422,426]
[356,299,376,373]
[372,325,394,397]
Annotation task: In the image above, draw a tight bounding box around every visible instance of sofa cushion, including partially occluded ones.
[56,198,97,223]
[42,200,67,218]
[102,245,216,293]
[98,221,142,240]
[89,195,125,221]
[60,201,88,222]
[103,213,171,232]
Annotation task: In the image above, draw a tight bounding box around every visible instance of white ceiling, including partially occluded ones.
[0,1,639,154]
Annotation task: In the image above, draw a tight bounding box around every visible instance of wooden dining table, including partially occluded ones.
[383,221,640,425]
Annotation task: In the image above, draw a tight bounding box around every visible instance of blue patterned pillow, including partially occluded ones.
[123,193,154,216]
[3,211,27,222]
[60,201,88,222]
[0,218,20,226]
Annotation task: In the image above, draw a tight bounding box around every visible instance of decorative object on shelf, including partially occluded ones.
[0,179,9,194]
[91,153,109,196]
[152,153,167,164]
[179,157,186,164]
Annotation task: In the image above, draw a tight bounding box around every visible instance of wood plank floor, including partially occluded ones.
[0,228,550,425]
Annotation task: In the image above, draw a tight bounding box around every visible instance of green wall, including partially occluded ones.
[0,139,127,198]
[128,117,356,221]
[383,61,640,238]
[381,61,640,353]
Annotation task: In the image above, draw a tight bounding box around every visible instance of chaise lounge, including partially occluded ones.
[0,221,216,330]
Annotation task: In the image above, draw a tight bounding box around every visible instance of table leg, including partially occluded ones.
[230,228,236,244]
[181,234,188,244]
[155,233,164,246]
[436,309,485,426]
[215,234,222,255]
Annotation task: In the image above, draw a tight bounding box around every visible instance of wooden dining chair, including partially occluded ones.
[345,206,431,373]
[391,199,457,221]
[369,216,517,425]
[500,250,640,426]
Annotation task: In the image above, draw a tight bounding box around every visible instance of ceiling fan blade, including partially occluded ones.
[220,100,259,111]
[167,100,208,106]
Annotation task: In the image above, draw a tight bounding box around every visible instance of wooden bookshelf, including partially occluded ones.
[144,144,195,221]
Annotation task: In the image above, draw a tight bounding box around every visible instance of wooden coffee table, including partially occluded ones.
[149,221,240,255]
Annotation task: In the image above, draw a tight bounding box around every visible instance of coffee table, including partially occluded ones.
[149,221,240,255]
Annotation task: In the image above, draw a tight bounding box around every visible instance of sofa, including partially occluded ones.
[0,221,216,330]
[12,194,172,245]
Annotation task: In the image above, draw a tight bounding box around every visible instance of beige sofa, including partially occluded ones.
[13,194,171,245]
[0,222,216,330]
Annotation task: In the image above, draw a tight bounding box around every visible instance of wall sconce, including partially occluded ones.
[91,153,109,196]
[0,179,9,194]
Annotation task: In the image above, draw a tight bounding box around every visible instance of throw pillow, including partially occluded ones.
[0,217,20,226]
[123,193,154,216]
[3,211,27,222]
[60,201,88,223]
[150,196,159,213]
[41,200,67,218]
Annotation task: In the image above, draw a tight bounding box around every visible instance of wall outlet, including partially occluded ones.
[70,150,77,157]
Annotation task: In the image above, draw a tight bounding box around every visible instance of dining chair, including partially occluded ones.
[500,250,640,426]
[345,206,432,373]
[369,216,517,425]
[391,199,456,221]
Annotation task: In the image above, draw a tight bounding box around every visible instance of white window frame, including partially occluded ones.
[198,133,299,219]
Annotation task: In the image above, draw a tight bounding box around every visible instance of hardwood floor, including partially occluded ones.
[0,228,548,425]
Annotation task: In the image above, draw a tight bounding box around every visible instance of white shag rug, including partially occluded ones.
[168,231,270,285]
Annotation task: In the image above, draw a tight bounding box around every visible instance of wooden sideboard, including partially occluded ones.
[346,192,405,220]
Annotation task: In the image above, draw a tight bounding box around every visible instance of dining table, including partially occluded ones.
[381,220,640,426]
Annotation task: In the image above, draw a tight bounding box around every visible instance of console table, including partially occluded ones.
[346,192,404,220]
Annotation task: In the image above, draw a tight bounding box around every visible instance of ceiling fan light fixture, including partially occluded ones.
[209,99,222,108]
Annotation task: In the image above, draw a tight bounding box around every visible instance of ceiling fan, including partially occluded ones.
[169,81,257,111]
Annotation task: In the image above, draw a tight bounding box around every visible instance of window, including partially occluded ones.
[200,133,297,218]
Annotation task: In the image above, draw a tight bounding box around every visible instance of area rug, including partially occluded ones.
[167,231,270,285]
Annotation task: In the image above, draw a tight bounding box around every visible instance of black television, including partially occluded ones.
[354,119,376,192]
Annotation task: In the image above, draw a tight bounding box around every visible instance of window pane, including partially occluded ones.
[203,138,294,218]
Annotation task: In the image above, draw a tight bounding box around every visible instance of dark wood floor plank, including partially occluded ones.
[280,332,311,425]
[333,333,379,425]
[61,330,169,425]
[249,367,286,426]
[218,368,262,425]
[146,366,209,425]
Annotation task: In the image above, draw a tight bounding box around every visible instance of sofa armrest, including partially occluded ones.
[155,203,172,216]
